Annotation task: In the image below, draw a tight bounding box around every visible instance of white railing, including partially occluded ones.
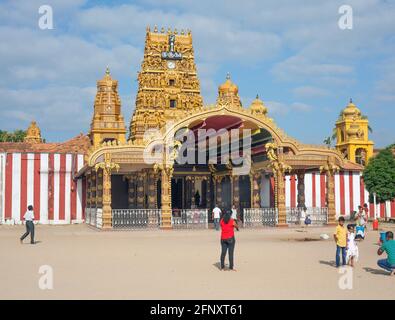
[243,208,278,227]
[286,207,328,225]
[112,209,161,229]
[172,209,208,229]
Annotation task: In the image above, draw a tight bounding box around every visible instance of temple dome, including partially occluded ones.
[249,95,268,115]
[97,67,118,89]
[342,99,361,119]
[218,73,238,95]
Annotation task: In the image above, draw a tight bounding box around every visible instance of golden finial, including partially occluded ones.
[105,66,110,76]
[161,26,165,33]
[174,28,178,34]
[256,94,259,99]
[167,27,171,34]
[154,25,158,32]
[226,72,231,80]
[146,25,150,32]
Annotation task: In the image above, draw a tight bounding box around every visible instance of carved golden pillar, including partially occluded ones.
[86,171,91,210]
[231,176,240,210]
[327,172,336,225]
[136,171,145,209]
[191,176,196,208]
[91,171,97,209]
[250,172,261,208]
[215,176,223,207]
[276,169,287,227]
[96,169,103,209]
[320,157,339,226]
[102,167,112,229]
[206,176,211,209]
[147,170,157,209]
[95,153,120,230]
[126,175,136,209]
[160,166,173,229]
[297,171,305,209]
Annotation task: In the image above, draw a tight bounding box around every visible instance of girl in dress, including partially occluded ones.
[346,224,359,267]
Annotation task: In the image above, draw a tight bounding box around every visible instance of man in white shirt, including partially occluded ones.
[20,205,35,244]
[212,205,222,231]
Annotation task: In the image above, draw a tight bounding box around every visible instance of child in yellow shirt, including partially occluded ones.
[334,216,347,267]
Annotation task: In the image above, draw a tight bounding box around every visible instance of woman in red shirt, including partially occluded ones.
[220,210,239,271]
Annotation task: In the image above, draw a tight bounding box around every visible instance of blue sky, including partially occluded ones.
[0,0,394,147]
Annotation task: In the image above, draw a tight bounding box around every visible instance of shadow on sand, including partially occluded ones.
[319,260,337,268]
[363,267,389,276]
[213,262,222,270]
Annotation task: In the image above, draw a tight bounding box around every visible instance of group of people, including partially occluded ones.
[334,216,395,275]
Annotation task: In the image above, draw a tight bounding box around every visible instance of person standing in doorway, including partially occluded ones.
[231,204,238,230]
[219,210,238,271]
[20,205,35,245]
[212,205,221,231]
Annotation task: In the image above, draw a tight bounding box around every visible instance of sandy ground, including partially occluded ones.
[1,223,395,300]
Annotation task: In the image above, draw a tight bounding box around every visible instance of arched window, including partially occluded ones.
[355,148,367,166]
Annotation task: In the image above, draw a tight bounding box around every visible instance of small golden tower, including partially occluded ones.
[24,121,42,143]
[217,73,242,108]
[129,26,203,142]
[249,94,268,116]
[335,99,374,165]
[89,67,126,147]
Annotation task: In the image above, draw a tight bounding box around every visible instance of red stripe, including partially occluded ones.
[290,175,296,208]
[349,171,354,213]
[360,176,365,206]
[33,154,41,221]
[270,176,275,207]
[312,173,316,207]
[380,203,385,218]
[70,155,77,221]
[59,154,66,221]
[391,200,395,218]
[320,174,326,207]
[340,172,345,215]
[4,154,13,219]
[20,154,28,220]
[48,154,54,221]
[82,176,86,219]
[369,203,375,218]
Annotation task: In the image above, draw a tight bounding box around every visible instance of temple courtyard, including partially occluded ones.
[1,223,395,300]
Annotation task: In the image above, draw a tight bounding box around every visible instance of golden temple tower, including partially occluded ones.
[335,99,374,166]
[89,68,126,147]
[129,26,203,141]
[217,73,242,108]
[24,121,42,143]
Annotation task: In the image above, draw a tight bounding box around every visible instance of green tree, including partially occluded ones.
[323,137,332,148]
[363,145,395,202]
[0,129,27,142]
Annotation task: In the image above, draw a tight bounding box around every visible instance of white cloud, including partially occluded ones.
[292,86,329,98]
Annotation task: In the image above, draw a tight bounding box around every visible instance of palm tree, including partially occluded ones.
[323,137,332,148]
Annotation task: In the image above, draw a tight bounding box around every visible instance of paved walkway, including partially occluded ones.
[1,223,394,299]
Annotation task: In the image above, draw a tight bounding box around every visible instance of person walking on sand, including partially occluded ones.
[334,216,347,267]
[377,231,395,276]
[20,205,35,245]
[219,210,239,271]
[212,205,221,231]
[231,204,239,231]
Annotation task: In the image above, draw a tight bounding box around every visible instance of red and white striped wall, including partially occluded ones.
[0,152,85,224]
[283,171,395,219]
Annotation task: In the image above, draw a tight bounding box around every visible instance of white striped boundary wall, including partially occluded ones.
[261,171,395,219]
[0,152,86,225]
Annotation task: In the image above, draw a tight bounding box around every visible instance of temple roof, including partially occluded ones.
[0,133,91,153]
